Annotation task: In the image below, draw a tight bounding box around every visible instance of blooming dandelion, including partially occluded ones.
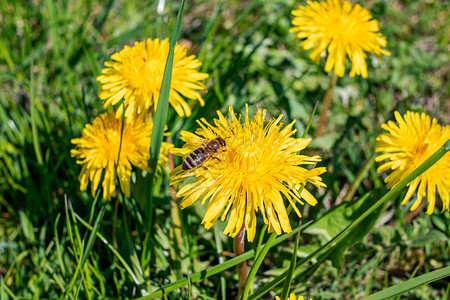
[375,111,450,214]
[290,0,390,78]
[276,294,311,300]
[97,38,209,120]
[71,111,172,200]
[170,106,326,242]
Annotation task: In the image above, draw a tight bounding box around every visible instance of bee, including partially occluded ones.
[182,137,226,170]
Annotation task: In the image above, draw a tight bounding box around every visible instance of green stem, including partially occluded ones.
[363,266,450,300]
[63,198,105,298]
[254,224,268,259]
[342,153,376,202]
[280,222,301,300]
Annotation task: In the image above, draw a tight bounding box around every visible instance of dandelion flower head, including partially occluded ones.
[276,294,311,300]
[375,111,450,214]
[290,0,390,78]
[97,38,209,120]
[71,110,172,200]
[170,106,326,242]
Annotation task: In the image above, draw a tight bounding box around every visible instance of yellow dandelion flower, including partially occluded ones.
[276,294,311,300]
[71,110,172,200]
[290,0,390,78]
[170,106,326,242]
[97,38,209,120]
[375,111,450,214]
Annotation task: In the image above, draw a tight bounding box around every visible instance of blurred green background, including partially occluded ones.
[0,0,449,298]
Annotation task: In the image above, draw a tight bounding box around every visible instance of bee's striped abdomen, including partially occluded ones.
[182,147,208,170]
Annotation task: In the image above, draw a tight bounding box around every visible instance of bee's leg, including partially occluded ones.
[202,166,209,170]
[211,156,221,162]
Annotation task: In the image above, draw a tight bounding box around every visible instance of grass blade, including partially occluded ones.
[53,214,66,276]
[240,230,278,300]
[141,0,186,271]
[0,37,16,73]
[73,212,144,286]
[254,224,268,263]
[302,101,318,139]
[363,266,450,300]
[63,194,104,298]
[280,223,301,300]
[80,203,106,270]
[29,56,43,165]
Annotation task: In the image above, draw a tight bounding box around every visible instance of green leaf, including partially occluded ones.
[19,211,36,244]
[407,230,448,247]
[304,191,382,267]
[430,212,450,234]
[363,266,450,300]
[53,214,66,276]
[79,203,106,269]
[280,224,301,300]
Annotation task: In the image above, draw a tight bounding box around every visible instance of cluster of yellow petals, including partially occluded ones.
[171,106,326,242]
[71,111,172,200]
[290,0,390,78]
[97,38,208,120]
[276,294,311,300]
[376,111,450,214]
